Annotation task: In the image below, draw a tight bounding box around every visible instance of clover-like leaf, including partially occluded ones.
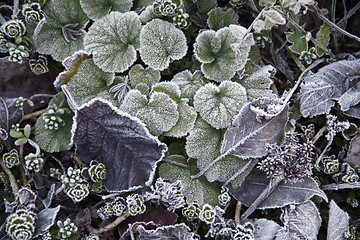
[35,0,89,61]
[129,64,161,92]
[159,155,220,206]
[120,90,179,136]
[80,0,132,20]
[327,200,349,240]
[84,11,142,73]
[139,19,188,71]
[194,81,247,129]
[72,99,167,192]
[35,92,74,152]
[207,7,239,31]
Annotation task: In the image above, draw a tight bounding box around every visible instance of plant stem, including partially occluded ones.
[87,212,130,234]
[331,0,339,52]
[322,182,360,190]
[162,158,199,172]
[71,153,87,167]
[28,138,41,156]
[337,2,360,28]
[22,109,47,121]
[312,126,327,144]
[0,160,19,193]
[235,201,242,226]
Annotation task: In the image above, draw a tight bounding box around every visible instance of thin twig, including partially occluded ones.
[162,158,199,172]
[0,160,19,193]
[235,201,242,226]
[87,212,130,234]
[22,109,47,121]
[322,182,360,191]
[331,0,339,52]
[312,126,327,144]
[337,2,360,28]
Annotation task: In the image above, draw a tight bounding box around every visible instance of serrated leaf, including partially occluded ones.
[139,19,188,71]
[194,81,247,129]
[35,93,74,152]
[207,7,239,31]
[285,23,308,54]
[152,82,182,101]
[61,59,116,107]
[34,205,60,238]
[36,0,89,61]
[316,23,330,57]
[299,59,360,117]
[120,90,179,136]
[229,170,328,209]
[84,11,142,73]
[72,99,167,192]
[327,200,349,240]
[129,64,161,91]
[159,155,220,206]
[80,0,132,20]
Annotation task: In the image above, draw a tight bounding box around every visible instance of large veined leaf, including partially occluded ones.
[120,89,179,136]
[207,7,239,31]
[193,81,247,129]
[35,92,74,152]
[327,200,349,240]
[72,99,167,192]
[159,155,220,206]
[84,11,142,73]
[151,82,182,101]
[139,19,188,71]
[36,0,89,61]
[299,59,360,117]
[129,64,161,93]
[80,0,132,20]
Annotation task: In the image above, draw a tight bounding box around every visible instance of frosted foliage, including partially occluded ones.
[338,81,360,111]
[152,82,181,100]
[139,5,157,24]
[207,8,239,31]
[36,0,89,61]
[194,81,247,129]
[139,19,188,71]
[84,11,142,73]
[171,70,206,102]
[327,200,349,240]
[120,90,179,136]
[129,64,161,90]
[80,0,132,20]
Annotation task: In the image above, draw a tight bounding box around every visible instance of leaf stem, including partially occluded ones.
[28,138,41,156]
[12,0,19,19]
[0,160,19,193]
[235,201,242,226]
[322,182,360,190]
[87,212,130,234]
[71,153,87,167]
[162,158,199,172]
[22,108,47,121]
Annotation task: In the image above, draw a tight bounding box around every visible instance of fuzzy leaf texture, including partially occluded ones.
[251,218,281,240]
[207,7,239,31]
[84,11,142,73]
[139,19,188,71]
[80,0,132,20]
[35,0,89,61]
[285,21,308,54]
[34,206,60,238]
[72,99,167,192]
[327,200,349,240]
[299,59,360,117]
[129,64,161,92]
[152,82,182,101]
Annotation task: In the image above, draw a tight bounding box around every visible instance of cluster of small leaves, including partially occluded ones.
[6,209,36,240]
[24,153,44,172]
[42,105,70,130]
[59,167,89,202]
[56,218,78,240]
[2,149,21,168]
[97,196,127,220]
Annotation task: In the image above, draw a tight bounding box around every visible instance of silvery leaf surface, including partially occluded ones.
[250,218,281,240]
[34,206,60,237]
[207,7,239,31]
[327,200,349,240]
[129,64,161,91]
[136,223,192,239]
[80,0,132,20]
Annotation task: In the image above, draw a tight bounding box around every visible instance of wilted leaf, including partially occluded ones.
[34,205,60,238]
[327,200,349,240]
[229,170,328,209]
[344,103,360,119]
[193,81,247,129]
[251,218,281,240]
[129,64,161,91]
[80,0,132,20]
[84,11,142,73]
[207,7,239,31]
[139,19,188,71]
[136,223,193,240]
[72,99,167,192]
[299,59,360,117]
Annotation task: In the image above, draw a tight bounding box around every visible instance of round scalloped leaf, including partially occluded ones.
[194,81,247,129]
[129,64,161,91]
[139,19,188,71]
[84,11,142,73]
[120,90,179,136]
[207,7,239,31]
[80,0,132,20]
[36,0,89,61]
[152,82,181,101]
[35,92,74,152]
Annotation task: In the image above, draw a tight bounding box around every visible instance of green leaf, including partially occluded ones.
[193,81,247,129]
[36,0,89,61]
[15,138,28,146]
[315,23,330,57]
[207,7,239,31]
[35,92,74,152]
[133,0,155,9]
[80,0,132,20]
[285,21,308,54]
[152,82,181,101]
[120,90,179,136]
[263,9,286,25]
[139,19,188,71]
[129,64,161,91]
[24,124,31,138]
[159,155,220,206]
[10,130,23,138]
[84,11,142,73]
[62,59,116,107]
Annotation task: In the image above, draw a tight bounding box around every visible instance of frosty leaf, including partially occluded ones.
[221,97,288,159]
[159,155,220,206]
[133,0,155,9]
[120,90,179,136]
[251,218,281,240]
[171,70,207,104]
[263,9,286,25]
[338,81,360,111]
[285,22,308,54]
[129,64,161,91]
[139,19,187,71]
[194,81,247,129]
[315,23,330,57]
[80,0,132,20]
[327,200,349,240]
[344,103,360,119]
[238,65,276,100]
[35,92,74,152]
[299,59,360,117]
[229,170,328,209]
[35,0,89,61]
[136,223,193,239]
[207,7,239,31]
[152,82,182,101]
[61,59,116,107]
[184,0,216,27]
[34,206,60,238]
[344,134,360,166]
[165,99,197,138]
[84,11,142,73]
[0,97,23,138]
[73,99,167,192]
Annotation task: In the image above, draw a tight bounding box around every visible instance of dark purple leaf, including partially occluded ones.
[72,98,167,192]
[34,205,60,237]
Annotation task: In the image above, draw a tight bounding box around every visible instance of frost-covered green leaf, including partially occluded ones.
[139,19,188,71]
[152,82,181,101]
[207,7,239,31]
[159,155,220,206]
[139,5,158,24]
[315,23,330,57]
[35,0,89,61]
[133,0,155,9]
[285,22,308,54]
[263,9,286,25]
[84,11,142,73]
[62,59,116,107]
[80,0,132,20]
[35,93,74,152]
[194,81,247,129]
[129,64,161,92]
[194,26,253,81]
[120,90,179,136]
